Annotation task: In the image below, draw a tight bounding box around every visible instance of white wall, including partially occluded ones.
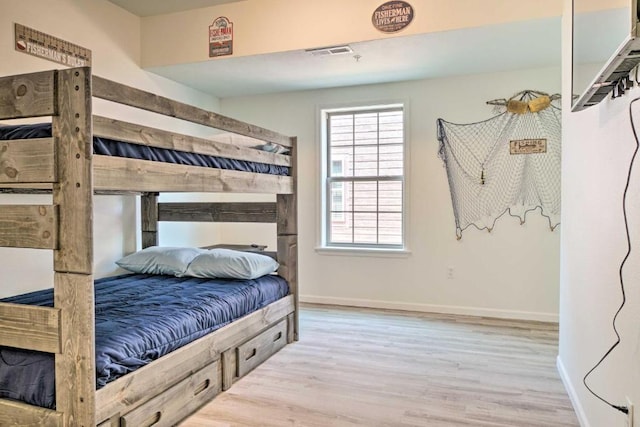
[141,0,562,68]
[221,66,562,321]
[0,0,223,297]
[559,0,640,425]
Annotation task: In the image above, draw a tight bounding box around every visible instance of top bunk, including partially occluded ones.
[0,66,295,195]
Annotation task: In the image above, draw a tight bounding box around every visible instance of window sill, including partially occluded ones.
[315,246,411,258]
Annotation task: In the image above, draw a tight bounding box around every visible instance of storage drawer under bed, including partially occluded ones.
[222,318,288,390]
[119,359,221,427]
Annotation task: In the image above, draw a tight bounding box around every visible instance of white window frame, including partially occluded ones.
[319,103,408,252]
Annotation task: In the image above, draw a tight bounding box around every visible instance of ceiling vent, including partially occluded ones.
[306,45,354,56]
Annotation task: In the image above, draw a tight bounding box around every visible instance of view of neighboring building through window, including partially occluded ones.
[323,105,404,248]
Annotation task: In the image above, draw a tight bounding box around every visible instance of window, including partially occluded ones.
[322,105,405,249]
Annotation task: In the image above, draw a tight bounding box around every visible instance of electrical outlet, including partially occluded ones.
[627,396,634,427]
[447,267,454,279]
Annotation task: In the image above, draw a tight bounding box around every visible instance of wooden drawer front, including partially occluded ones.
[237,319,287,378]
[121,360,221,427]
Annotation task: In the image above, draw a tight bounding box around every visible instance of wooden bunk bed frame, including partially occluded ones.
[0,67,298,426]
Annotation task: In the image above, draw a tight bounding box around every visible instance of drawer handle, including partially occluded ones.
[245,348,257,361]
[142,411,161,427]
[194,378,211,396]
[273,331,283,342]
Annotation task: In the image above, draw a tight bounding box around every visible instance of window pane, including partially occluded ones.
[379,181,403,212]
[379,143,403,176]
[330,212,353,243]
[329,147,352,177]
[353,181,377,212]
[378,212,402,244]
[379,163,403,176]
[330,182,345,213]
[355,114,378,146]
[331,159,344,176]
[329,115,353,147]
[379,111,403,144]
[380,144,403,155]
[354,145,378,177]
[354,212,377,243]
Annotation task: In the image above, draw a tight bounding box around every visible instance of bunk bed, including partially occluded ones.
[0,67,298,427]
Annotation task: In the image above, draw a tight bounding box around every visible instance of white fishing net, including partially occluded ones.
[437,91,561,239]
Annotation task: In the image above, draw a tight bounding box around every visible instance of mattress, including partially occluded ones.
[0,123,290,176]
[0,273,289,409]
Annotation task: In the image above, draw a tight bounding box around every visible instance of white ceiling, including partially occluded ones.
[148,17,562,98]
[109,1,565,99]
[108,0,244,17]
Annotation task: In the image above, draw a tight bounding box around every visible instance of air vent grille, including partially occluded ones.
[306,45,354,56]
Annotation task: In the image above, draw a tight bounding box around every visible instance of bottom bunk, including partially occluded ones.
[0,268,295,426]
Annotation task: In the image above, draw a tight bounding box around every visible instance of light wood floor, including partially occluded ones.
[180,304,578,427]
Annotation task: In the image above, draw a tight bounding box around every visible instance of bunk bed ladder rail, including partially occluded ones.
[277,136,298,342]
[0,66,96,426]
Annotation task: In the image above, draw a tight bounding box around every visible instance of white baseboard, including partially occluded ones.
[557,355,589,427]
[299,295,559,323]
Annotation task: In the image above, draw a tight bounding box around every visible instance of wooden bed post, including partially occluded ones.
[52,67,96,426]
[277,137,298,342]
[141,192,159,248]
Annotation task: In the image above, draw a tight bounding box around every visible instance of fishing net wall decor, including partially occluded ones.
[437,90,561,240]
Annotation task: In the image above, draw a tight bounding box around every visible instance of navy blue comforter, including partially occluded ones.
[0,123,290,176]
[0,273,289,409]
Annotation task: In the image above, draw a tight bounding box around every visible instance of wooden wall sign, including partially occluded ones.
[372,1,414,33]
[510,139,547,155]
[209,17,233,57]
[14,23,91,67]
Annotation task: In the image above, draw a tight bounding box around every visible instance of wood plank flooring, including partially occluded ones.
[180,304,578,427]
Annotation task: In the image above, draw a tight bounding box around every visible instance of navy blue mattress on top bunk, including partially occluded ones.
[0,273,289,409]
[0,123,290,176]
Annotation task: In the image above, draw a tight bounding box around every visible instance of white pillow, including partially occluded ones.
[185,249,279,280]
[116,246,205,276]
[253,142,290,155]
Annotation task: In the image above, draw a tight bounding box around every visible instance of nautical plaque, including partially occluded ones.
[510,139,547,155]
[372,1,414,33]
[14,23,92,67]
[209,17,233,57]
